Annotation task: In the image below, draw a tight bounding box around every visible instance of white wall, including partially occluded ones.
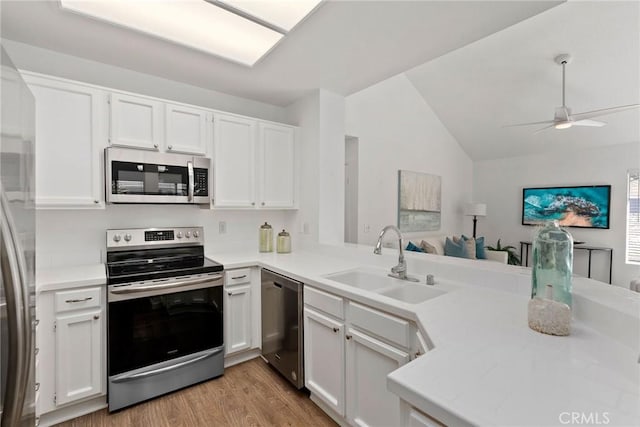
[3,40,288,123]
[345,73,473,246]
[474,141,640,288]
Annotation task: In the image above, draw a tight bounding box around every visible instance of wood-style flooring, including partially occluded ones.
[55,357,337,427]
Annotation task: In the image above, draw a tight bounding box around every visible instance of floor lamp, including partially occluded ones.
[464,203,486,238]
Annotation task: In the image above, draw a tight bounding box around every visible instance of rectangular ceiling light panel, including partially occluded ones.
[217,0,323,32]
[59,0,283,66]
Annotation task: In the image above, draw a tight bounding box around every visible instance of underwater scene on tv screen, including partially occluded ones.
[523,186,610,228]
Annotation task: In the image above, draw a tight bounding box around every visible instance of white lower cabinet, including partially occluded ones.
[346,328,410,427]
[224,284,252,355]
[55,309,103,405]
[36,286,106,416]
[304,286,419,426]
[303,306,345,416]
[223,268,261,358]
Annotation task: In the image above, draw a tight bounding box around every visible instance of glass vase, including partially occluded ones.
[531,220,573,307]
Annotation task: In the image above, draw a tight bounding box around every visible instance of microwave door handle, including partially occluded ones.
[187,161,194,202]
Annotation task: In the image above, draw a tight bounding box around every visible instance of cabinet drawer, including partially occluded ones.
[225,268,251,286]
[304,286,344,319]
[54,287,101,313]
[348,301,410,349]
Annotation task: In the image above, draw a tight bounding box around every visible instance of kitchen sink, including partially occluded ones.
[378,284,445,304]
[324,268,446,304]
[324,268,402,291]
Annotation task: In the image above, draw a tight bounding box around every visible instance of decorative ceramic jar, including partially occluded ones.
[259,222,273,253]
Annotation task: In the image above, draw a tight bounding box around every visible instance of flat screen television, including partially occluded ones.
[522,185,611,229]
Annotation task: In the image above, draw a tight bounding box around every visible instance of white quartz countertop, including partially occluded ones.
[208,245,640,427]
[36,244,640,426]
[36,263,106,292]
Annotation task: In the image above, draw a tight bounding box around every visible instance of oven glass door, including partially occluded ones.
[108,285,223,376]
[111,161,189,196]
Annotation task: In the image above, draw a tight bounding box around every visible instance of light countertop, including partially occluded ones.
[35,244,640,426]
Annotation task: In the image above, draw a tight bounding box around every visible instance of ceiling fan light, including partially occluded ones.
[554,122,573,130]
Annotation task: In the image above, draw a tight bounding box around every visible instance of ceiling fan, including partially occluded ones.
[505,54,640,133]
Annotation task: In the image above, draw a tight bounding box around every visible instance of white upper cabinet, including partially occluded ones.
[212,113,256,207]
[110,93,210,156]
[258,122,295,208]
[212,114,296,209]
[24,73,106,209]
[165,103,209,155]
[109,93,163,151]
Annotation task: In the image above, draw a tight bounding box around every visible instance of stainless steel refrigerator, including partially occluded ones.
[0,45,36,427]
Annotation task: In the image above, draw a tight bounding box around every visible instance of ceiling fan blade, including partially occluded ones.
[571,104,640,121]
[533,123,558,134]
[572,119,606,127]
[503,119,555,128]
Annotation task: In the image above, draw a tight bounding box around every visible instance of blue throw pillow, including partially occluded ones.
[444,237,468,258]
[462,235,486,259]
[405,241,424,253]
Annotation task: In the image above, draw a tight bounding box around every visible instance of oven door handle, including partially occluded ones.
[111,347,224,383]
[110,274,222,295]
[187,161,194,202]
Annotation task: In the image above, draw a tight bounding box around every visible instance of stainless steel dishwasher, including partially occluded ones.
[261,269,304,389]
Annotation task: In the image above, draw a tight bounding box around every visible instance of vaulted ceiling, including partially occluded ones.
[4,1,636,161]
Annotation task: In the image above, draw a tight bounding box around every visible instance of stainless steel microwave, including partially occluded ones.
[105,147,210,204]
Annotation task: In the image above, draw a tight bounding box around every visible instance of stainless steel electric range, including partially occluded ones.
[105,226,224,412]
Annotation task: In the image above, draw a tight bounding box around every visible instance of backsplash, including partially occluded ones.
[36,205,297,268]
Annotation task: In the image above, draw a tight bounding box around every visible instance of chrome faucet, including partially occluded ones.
[373,225,419,282]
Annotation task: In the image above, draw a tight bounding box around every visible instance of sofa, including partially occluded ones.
[407,235,508,264]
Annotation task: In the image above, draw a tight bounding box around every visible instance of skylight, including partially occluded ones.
[59,0,323,67]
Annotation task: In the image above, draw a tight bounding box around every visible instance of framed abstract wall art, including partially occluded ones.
[398,170,441,232]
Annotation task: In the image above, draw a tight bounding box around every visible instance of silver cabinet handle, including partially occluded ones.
[168,145,173,150]
[231,275,247,280]
[153,144,159,149]
[93,315,100,320]
[65,297,92,303]
[345,334,352,340]
[187,161,194,202]
[35,382,40,392]
[34,347,39,356]
[251,202,255,206]
[332,327,339,333]
[261,202,265,206]
[227,292,232,296]
[94,200,99,204]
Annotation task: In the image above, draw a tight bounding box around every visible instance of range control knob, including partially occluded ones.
[177,232,183,239]
[124,234,132,242]
[193,230,199,238]
[185,231,191,238]
[113,234,121,242]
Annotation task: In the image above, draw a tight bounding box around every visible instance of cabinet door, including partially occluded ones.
[25,74,106,208]
[212,114,256,207]
[346,328,410,427]
[303,307,345,416]
[55,309,102,405]
[109,93,163,150]
[258,122,295,208]
[165,103,209,155]
[224,284,252,355]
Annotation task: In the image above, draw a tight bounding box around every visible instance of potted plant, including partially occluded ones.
[486,239,521,266]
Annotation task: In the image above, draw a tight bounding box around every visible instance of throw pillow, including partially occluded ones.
[453,235,476,259]
[462,235,487,259]
[419,240,438,254]
[405,241,424,253]
[444,237,469,259]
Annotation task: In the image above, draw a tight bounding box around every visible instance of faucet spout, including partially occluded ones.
[373,225,417,282]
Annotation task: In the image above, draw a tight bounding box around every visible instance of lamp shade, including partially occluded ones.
[464,202,487,217]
